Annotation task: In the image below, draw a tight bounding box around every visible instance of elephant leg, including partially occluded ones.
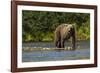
[71,28,76,50]
[57,41,61,48]
[61,39,64,48]
[55,40,61,48]
[72,37,75,50]
[55,37,61,48]
[55,40,58,48]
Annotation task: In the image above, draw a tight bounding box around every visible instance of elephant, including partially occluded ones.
[54,24,76,50]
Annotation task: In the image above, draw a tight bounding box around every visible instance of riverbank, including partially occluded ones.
[22,47,84,52]
[22,40,90,52]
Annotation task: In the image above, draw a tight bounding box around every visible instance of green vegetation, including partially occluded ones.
[22,10,90,42]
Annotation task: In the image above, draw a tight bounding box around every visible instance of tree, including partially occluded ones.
[22,10,90,42]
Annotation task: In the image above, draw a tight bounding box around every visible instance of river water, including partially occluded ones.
[22,40,90,62]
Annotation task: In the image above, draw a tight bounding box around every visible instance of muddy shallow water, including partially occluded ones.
[22,40,90,62]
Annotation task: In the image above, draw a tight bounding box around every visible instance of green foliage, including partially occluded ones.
[22,10,90,42]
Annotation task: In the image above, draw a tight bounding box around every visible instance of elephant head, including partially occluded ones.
[54,24,76,50]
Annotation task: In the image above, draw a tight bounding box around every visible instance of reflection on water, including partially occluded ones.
[22,40,90,62]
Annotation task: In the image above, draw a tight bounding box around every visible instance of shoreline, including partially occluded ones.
[22,47,86,52]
